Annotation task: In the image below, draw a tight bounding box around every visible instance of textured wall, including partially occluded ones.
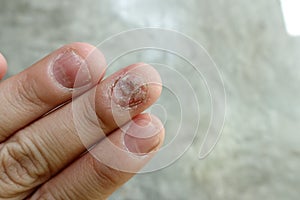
[0,0,299,199]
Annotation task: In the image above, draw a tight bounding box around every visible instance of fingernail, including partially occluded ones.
[52,50,91,89]
[123,116,162,155]
[112,74,148,109]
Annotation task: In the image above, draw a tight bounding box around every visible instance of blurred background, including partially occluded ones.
[1,0,300,199]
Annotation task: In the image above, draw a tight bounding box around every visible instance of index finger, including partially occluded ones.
[0,43,106,142]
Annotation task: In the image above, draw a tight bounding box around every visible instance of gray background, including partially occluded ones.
[1,0,300,199]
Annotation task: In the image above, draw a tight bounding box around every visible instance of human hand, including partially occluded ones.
[0,43,164,199]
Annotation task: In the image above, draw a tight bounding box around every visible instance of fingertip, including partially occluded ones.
[119,112,165,155]
[90,113,165,173]
[132,113,165,140]
[125,113,165,154]
[135,63,163,106]
[0,53,8,79]
[129,63,162,95]
[110,63,162,111]
[142,113,165,145]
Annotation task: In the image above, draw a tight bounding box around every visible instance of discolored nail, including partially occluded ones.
[52,50,91,89]
[111,74,148,109]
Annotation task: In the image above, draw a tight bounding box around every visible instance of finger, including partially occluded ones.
[0,52,8,80]
[0,42,106,142]
[0,64,162,199]
[30,114,165,200]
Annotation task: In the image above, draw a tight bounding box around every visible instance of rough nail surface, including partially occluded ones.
[112,74,148,109]
[52,50,91,88]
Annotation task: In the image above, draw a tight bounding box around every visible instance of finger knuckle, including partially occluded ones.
[14,73,46,110]
[0,134,51,189]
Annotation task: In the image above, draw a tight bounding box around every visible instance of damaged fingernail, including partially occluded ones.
[112,74,148,109]
[52,50,91,89]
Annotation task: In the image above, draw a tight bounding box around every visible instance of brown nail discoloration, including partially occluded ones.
[111,74,148,109]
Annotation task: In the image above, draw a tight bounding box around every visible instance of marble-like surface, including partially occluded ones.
[1,0,300,199]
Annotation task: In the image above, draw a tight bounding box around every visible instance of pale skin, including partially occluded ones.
[0,43,165,199]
